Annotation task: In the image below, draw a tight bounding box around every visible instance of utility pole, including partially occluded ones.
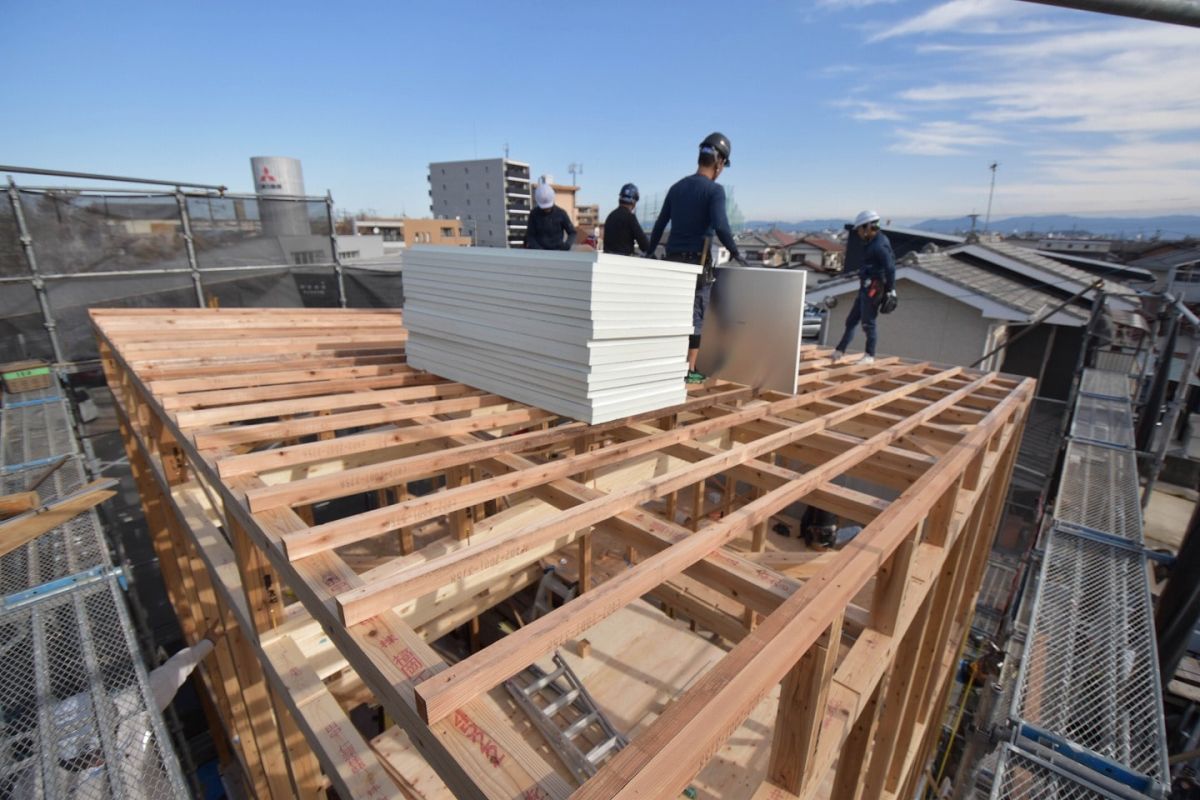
[569,162,583,187]
[984,162,999,232]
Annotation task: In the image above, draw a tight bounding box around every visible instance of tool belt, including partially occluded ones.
[667,251,716,286]
[862,277,884,306]
[668,251,716,285]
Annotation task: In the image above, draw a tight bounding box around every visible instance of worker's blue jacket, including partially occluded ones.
[858,232,896,292]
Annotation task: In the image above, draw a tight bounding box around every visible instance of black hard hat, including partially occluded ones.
[699,132,732,166]
[619,183,640,203]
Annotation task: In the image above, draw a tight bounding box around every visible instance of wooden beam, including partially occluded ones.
[768,611,844,794]
[335,368,963,624]
[568,377,1029,800]
[410,373,998,725]
[0,480,117,558]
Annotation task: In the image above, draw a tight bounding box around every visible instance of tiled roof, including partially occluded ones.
[913,251,1090,322]
[968,240,1137,299]
[801,237,844,253]
[1130,245,1200,271]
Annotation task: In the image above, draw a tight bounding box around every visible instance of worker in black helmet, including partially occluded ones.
[602,183,650,257]
[647,132,748,383]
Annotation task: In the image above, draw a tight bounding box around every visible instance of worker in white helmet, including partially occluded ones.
[832,210,896,365]
[525,181,577,250]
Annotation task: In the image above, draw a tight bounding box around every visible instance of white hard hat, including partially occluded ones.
[854,209,881,228]
[534,183,555,209]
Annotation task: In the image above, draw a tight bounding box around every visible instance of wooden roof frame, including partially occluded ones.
[92,307,1033,800]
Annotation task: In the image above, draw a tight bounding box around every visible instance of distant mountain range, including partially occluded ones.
[745,214,1200,239]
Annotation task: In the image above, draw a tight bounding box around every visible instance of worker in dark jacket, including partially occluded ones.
[603,183,650,256]
[832,209,896,365]
[524,182,576,250]
[647,132,749,383]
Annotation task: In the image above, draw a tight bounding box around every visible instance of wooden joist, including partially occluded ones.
[92,307,1033,800]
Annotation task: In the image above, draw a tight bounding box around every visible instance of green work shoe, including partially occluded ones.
[685,371,706,384]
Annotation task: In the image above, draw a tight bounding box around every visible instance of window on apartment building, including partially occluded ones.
[292,250,325,266]
[441,227,454,236]
[338,250,360,260]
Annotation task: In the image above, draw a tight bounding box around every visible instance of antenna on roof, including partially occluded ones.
[984,162,999,233]
[568,163,583,186]
[968,213,980,233]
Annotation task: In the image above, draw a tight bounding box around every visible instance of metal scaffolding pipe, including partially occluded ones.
[1017,0,1200,27]
[0,165,228,192]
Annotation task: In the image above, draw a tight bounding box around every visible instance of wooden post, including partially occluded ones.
[768,612,844,794]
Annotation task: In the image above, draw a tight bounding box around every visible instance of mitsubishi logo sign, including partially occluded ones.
[258,165,282,191]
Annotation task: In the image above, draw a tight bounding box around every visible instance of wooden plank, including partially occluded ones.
[370,727,455,800]
[194,393,508,450]
[265,635,404,800]
[0,491,39,518]
[0,480,117,558]
[410,372,998,725]
[568,377,1030,800]
[336,368,966,624]
[95,318,571,800]
[175,382,479,430]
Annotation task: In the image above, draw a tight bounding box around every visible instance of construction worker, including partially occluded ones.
[602,183,650,256]
[525,182,577,250]
[832,209,896,365]
[647,132,748,383]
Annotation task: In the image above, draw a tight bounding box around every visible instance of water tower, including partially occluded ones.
[250,156,310,236]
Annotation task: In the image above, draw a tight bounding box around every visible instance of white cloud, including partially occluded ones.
[889,120,1005,155]
[816,0,900,7]
[871,0,1028,41]
[835,99,906,121]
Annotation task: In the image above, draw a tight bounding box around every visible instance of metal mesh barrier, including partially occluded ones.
[0,577,188,799]
[16,192,189,276]
[1053,441,1142,545]
[1092,351,1138,378]
[1012,527,1168,784]
[0,387,187,799]
[2,385,79,467]
[1070,395,1135,449]
[990,746,1120,799]
[186,195,332,268]
[1078,368,1133,401]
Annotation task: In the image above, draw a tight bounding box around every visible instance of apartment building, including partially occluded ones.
[428,158,532,247]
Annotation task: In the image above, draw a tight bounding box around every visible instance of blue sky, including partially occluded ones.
[3,0,1198,222]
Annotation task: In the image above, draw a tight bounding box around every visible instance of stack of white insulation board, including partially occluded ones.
[401,246,701,423]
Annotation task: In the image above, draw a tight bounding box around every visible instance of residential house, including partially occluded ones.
[807,236,1143,401]
[1129,244,1200,304]
[785,237,845,272]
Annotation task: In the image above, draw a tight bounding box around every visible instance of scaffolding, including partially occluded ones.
[0,383,188,799]
[1001,367,1170,799]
